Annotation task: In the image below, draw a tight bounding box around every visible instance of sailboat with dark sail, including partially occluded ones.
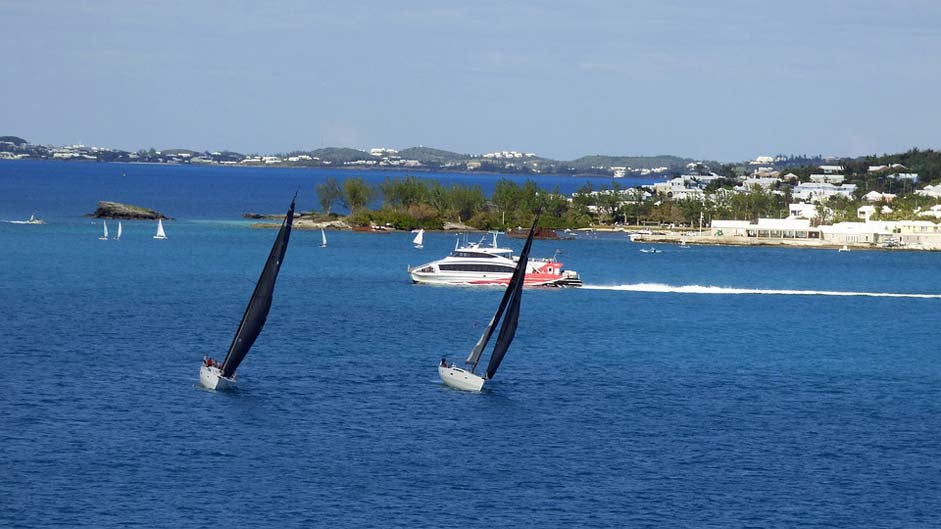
[200,194,296,390]
[438,215,539,392]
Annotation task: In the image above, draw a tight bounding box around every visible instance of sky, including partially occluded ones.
[2,0,940,161]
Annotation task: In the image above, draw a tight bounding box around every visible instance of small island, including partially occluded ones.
[89,201,170,220]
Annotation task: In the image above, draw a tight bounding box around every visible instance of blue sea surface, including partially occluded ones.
[2,161,940,528]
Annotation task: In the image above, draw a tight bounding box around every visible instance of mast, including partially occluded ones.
[220,194,296,378]
[465,215,539,375]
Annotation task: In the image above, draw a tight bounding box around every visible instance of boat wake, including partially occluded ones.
[582,283,941,299]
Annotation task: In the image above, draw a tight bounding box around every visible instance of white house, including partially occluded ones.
[739,177,780,190]
[887,172,919,183]
[792,182,858,201]
[809,174,846,184]
[915,184,941,198]
[863,191,896,203]
[916,205,941,219]
[788,202,823,219]
[857,205,893,221]
[819,165,844,174]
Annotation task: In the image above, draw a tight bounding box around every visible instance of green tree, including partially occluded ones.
[315,177,341,213]
[342,177,375,213]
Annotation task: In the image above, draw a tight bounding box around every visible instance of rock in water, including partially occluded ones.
[89,201,171,220]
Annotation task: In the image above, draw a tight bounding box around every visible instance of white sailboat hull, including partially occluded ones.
[438,365,485,392]
[199,364,236,390]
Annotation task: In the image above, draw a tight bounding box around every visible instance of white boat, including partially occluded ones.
[98,221,109,240]
[200,194,296,390]
[412,228,424,249]
[113,221,122,241]
[408,232,581,287]
[320,228,327,248]
[838,245,850,252]
[153,218,167,239]
[639,247,661,254]
[9,214,45,225]
[678,239,690,248]
[438,217,537,392]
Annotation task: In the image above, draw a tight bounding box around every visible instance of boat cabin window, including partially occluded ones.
[440,264,516,273]
[451,251,498,258]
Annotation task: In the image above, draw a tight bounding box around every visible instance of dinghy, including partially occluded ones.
[200,194,296,390]
[320,228,327,248]
[153,218,167,240]
[412,228,424,249]
[98,221,109,240]
[437,215,538,391]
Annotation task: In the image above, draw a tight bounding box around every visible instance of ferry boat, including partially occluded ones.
[408,232,582,287]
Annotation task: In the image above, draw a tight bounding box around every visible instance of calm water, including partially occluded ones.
[2,161,940,528]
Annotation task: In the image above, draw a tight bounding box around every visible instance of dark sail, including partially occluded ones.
[484,215,538,380]
[220,195,296,378]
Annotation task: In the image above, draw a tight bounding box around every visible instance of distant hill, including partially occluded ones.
[398,146,467,163]
[569,154,694,170]
[310,147,373,163]
[160,148,200,156]
[0,135,28,145]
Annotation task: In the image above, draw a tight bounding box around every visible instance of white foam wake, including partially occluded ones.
[582,283,941,299]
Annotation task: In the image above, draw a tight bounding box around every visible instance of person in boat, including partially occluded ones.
[440,357,448,368]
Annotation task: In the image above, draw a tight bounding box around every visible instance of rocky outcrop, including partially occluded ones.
[89,201,170,220]
[252,218,352,230]
[443,221,475,231]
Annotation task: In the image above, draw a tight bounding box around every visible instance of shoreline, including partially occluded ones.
[630,232,941,252]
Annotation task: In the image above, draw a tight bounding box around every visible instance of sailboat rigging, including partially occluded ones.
[437,215,539,391]
[199,194,296,390]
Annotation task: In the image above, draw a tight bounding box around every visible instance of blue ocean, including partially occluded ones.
[2,160,940,528]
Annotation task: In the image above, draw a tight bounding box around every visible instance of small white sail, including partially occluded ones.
[99,221,109,240]
[320,228,327,248]
[114,221,122,240]
[413,228,424,249]
[154,218,167,239]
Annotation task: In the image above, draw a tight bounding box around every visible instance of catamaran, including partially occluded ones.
[437,216,538,392]
[200,194,296,390]
[154,218,167,240]
[114,221,122,241]
[320,228,327,248]
[98,221,109,240]
[412,228,424,249]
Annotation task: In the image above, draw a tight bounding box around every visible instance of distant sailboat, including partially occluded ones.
[437,215,539,392]
[114,221,122,241]
[413,228,424,249]
[98,221,109,240]
[320,228,327,248]
[200,195,296,390]
[153,218,167,240]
